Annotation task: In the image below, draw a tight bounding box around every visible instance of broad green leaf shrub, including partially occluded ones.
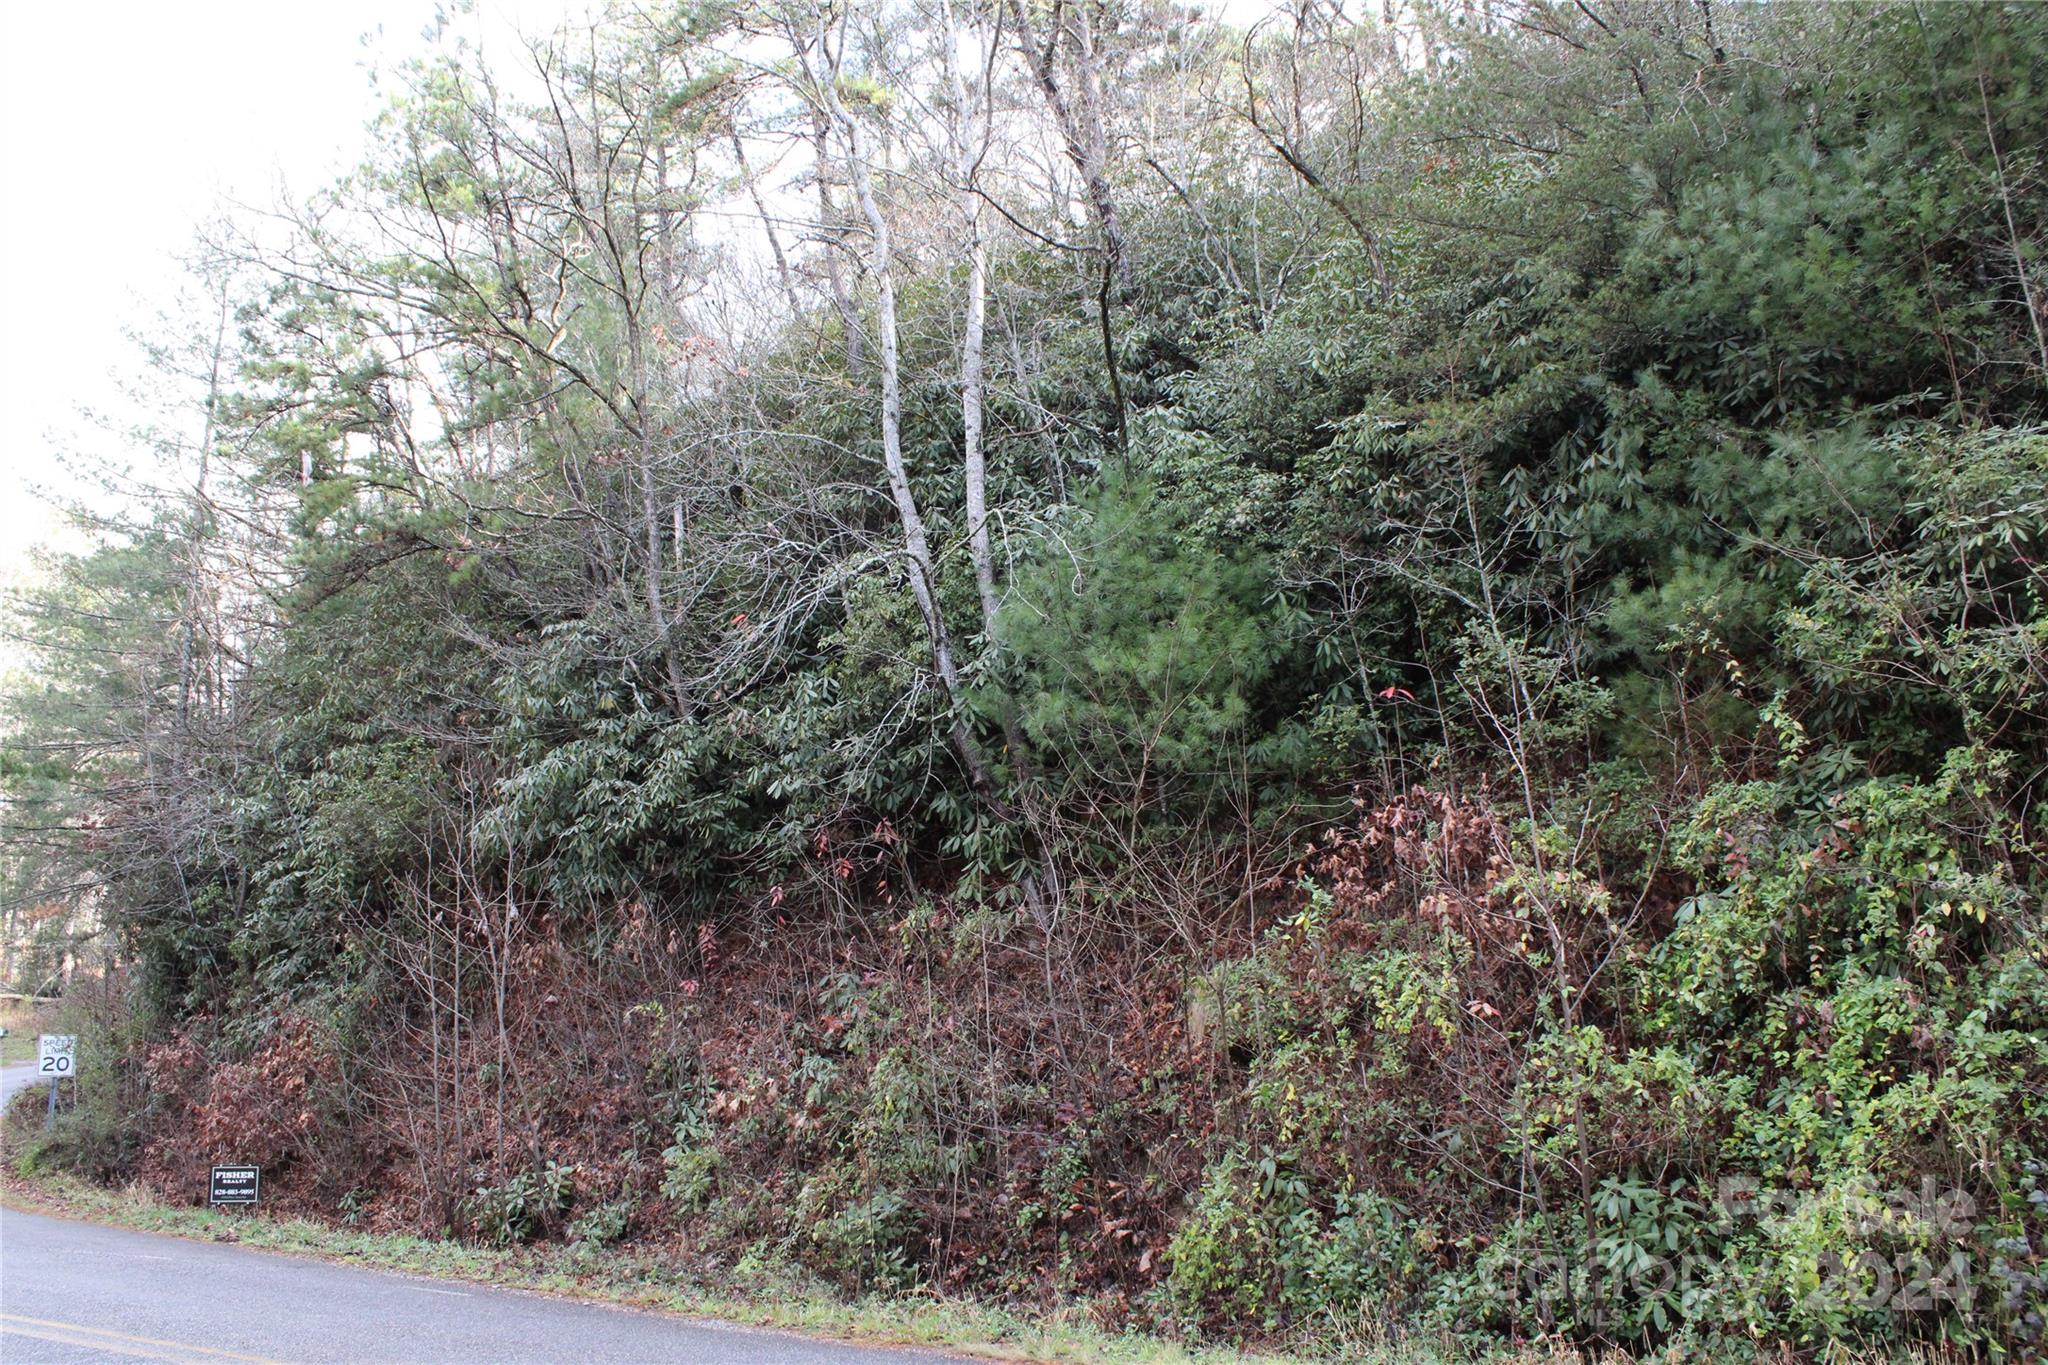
[465,1160,578,1246]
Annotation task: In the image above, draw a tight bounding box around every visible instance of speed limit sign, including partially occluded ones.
[38,1035,76,1078]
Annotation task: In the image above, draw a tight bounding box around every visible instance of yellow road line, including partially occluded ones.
[3,1320,179,1360]
[1,1314,290,1364]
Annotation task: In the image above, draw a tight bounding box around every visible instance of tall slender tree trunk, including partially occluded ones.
[177,291,230,747]
[942,0,1002,640]
[1978,64,2048,376]
[628,302,691,716]
[1007,0,1132,297]
[813,113,866,378]
[730,128,802,317]
[816,66,994,792]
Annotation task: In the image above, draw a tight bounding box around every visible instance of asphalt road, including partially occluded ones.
[0,1208,978,1364]
[4,1061,43,1109]
[0,1062,973,1364]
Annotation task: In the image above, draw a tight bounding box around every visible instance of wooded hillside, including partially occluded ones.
[4,0,2046,1356]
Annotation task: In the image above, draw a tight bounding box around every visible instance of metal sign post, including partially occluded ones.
[37,1034,76,1130]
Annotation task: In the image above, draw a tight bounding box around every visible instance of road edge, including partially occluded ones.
[0,1155,1262,1365]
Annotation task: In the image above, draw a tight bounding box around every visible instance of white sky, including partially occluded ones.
[0,0,569,591]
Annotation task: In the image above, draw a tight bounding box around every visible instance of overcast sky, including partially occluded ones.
[0,0,561,589]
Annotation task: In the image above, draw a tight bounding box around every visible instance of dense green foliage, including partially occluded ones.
[5,0,2046,1357]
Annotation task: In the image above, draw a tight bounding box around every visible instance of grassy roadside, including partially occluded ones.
[0,998,60,1064]
[0,1161,1307,1365]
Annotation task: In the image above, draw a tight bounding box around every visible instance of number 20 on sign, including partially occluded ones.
[38,1034,76,1129]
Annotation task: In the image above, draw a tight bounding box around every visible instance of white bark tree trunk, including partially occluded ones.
[810,41,994,792]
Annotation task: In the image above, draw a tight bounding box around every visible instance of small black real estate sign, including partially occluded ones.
[209,1165,261,1207]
